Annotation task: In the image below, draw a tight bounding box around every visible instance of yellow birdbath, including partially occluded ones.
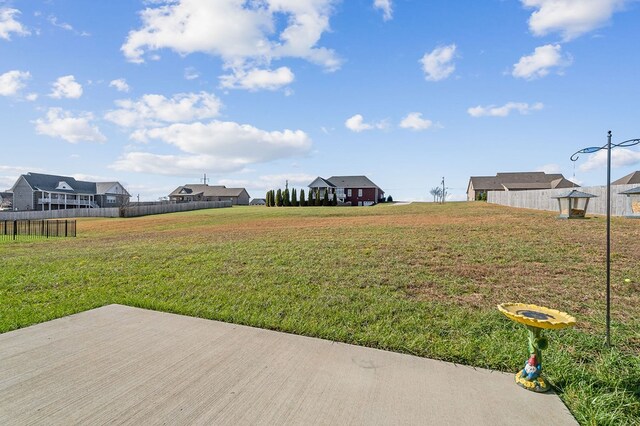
[498,303,576,393]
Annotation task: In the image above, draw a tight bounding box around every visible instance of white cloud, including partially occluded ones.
[579,148,640,172]
[184,67,199,80]
[537,163,562,174]
[0,8,30,40]
[111,152,247,176]
[136,121,311,157]
[0,165,40,189]
[105,91,222,128]
[49,75,83,99]
[121,0,341,89]
[109,78,130,92]
[522,0,628,40]
[345,114,388,132]
[345,115,370,132]
[220,66,294,91]
[399,112,433,131]
[420,44,457,82]
[34,108,107,143]
[467,102,544,117]
[512,44,572,80]
[0,70,30,96]
[374,0,393,21]
[48,15,73,31]
[25,93,38,101]
[111,121,312,176]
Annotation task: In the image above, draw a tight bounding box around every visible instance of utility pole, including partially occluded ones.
[441,177,446,204]
[201,173,209,185]
[285,180,289,190]
[137,194,140,203]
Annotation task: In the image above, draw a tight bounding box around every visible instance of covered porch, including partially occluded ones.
[37,191,97,210]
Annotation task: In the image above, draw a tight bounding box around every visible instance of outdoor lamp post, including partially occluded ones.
[570,131,640,347]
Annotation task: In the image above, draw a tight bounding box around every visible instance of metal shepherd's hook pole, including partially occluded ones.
[606,130,612,348]
[570,130,640,347]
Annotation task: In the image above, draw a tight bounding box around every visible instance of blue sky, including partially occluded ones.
[1,0,639,201]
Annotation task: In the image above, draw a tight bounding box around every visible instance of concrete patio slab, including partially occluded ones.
[0,304,577,425]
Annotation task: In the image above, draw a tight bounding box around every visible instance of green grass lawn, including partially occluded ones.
[1,202,639,425]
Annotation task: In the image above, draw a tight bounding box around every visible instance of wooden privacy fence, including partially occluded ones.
[0,219,76,241]
[120,201,232,217]
[0,208,120,221]
[0,201,232,220]
[488,184,639,216]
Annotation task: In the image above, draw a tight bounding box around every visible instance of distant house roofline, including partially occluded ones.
[612,171,640,185]
[169,184,249,198]
[11,172,129,196]
[469,171,579,192]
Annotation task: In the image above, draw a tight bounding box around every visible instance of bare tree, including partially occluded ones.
[430,187,442,202]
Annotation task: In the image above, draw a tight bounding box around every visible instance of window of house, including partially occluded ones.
[56,181,72,190]
[107,196,116,203]
[358,189,363,197]
[347,189,352,197]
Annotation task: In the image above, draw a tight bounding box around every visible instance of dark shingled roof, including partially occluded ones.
[21,172,96,194]
[17,172,128,196]
[326,176,383,190]
[169,184,248,198]
[612,171,640,185]
[469,172,578,191]
[308,177,336,188]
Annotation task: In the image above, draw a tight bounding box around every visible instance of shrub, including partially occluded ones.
[386,195,393,203]
[276,189,283,207]
[332,192,337,206]
[283,189,290,207]
[300,189,306,206]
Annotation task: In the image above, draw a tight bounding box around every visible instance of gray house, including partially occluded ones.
[168,184,250,205]
[467,172,578,201]
[10,172,130,211]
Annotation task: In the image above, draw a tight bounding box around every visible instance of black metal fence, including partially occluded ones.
[0,219,76,241]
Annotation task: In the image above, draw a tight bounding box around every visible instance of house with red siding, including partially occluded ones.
[308,176,385,206]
